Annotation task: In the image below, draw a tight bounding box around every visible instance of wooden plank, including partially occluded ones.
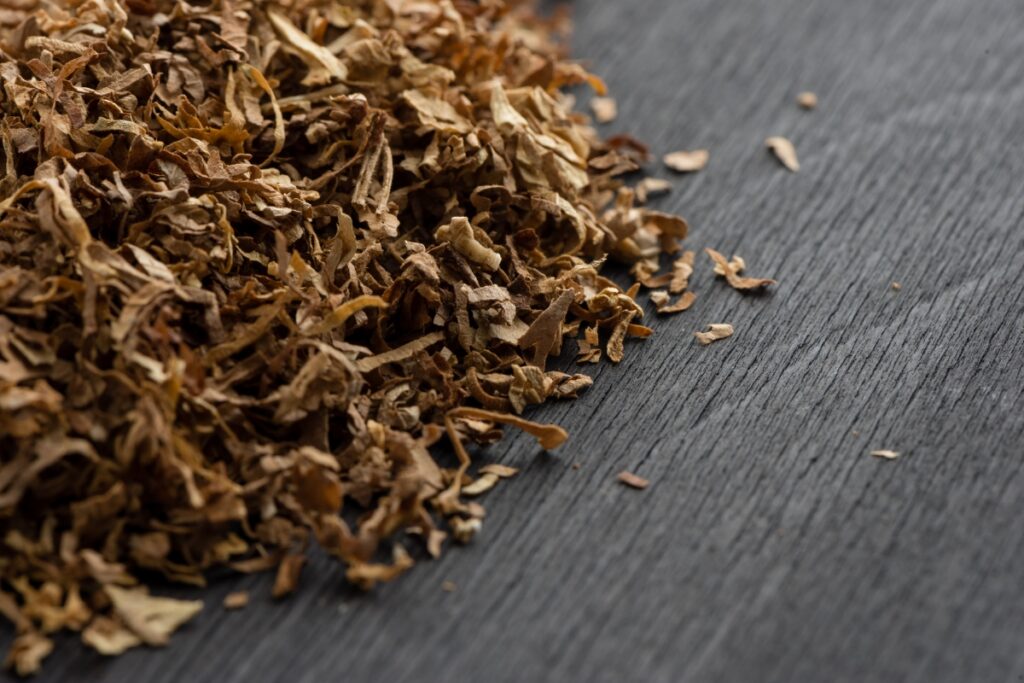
[7,0,1024,680]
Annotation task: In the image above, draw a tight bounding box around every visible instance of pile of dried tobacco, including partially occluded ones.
[0,0,763,673]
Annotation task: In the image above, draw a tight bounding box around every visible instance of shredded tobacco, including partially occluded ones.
[870,450,900,460]
[706,248,776,291]
[0,0,732,672]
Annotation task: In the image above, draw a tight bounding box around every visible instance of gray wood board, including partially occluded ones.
[7,0,1024,680]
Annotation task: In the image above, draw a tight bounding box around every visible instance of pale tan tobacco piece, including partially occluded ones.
[222,592,250,611]
[694,324,734,345]
[712,254,746,276]
[871,450,901,460]
[766,136,800,172]
[797,91,818,110]
[617,471,650,490]
[891,282,902,291]
[636,177,672,204]
[442,581,457,593]
[478,464,520,478]
[461,473,500,497]
[650,290,697,314]
[103,586,203,647]
[663,149,710,173]
[706,249,777,290]
[590,96,618,123]
[670,250,695,293]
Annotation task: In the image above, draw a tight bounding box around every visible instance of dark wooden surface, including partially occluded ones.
[8,0,1024,680]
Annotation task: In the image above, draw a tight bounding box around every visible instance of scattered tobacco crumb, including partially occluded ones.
[712,254,746,276]
[479,464,520,478]
[572,462,582,471]
[706,249,777,291]
[797,91,819,110]
[663,149,710,173]
[617,471,650,490]
[590,96,618,124]
[694,324,735,345]
[766,136,800,172]
[635,177,673,204]
[222,592,250,611]
[871,450,901,460]
[441,581,457,593]
[0,0,775,673]
[650,291,697,314]
[892,282,902,291]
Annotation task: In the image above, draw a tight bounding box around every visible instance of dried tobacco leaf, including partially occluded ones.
[663,149,710,173]
[222,592,249,611]
[0,0,773,671]
[694,324,735,346]
[766,136,800,171]
[104,586,203,648]
[706,249,777,291]
[617,471,650,489]
[635,177,672,204]
[650,290,697,314]
[871,450,901,460]
[797,92,819,110]
[590,97,618,124]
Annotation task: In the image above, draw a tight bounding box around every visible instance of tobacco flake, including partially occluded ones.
[635,177,672,204]
[222,592,249,610]
[590,96,618,124]
[797,92,819,110]
[706,249,777,291]
[694,324,735,345]
[617,471,650,489]
[766,136,800,172]
[871,450,901,460]
[663,149,710,173]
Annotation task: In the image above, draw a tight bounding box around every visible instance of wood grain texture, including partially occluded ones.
[6,0,1024,680]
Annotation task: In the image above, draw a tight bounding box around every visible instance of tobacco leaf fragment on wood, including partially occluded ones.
[222,592,250,611]
[635,177,672,204]
[797,92,819,110]
[617,471,650,489]
[590,96,618,123]
[663,149,710,173]
[871,450,901,460]
[694,324,735,345]
[766,136,800,171]
[706,248,777,291]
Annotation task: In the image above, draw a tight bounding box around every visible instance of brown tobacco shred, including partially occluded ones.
[616,471,649,490]
[706,249,777,291]
[871,450,900,460]
[0,0,748,671]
